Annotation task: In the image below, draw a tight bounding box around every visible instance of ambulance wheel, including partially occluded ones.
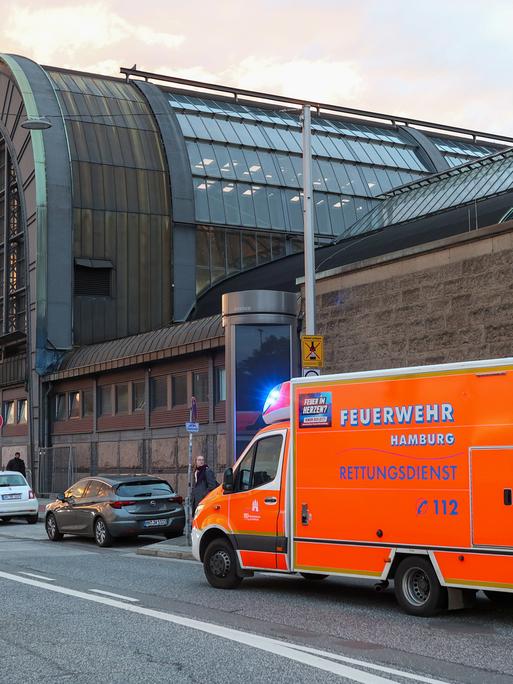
[204,538,242,589]
[484,590,513,607]
[300,573,329,581]
[394,557,447,617]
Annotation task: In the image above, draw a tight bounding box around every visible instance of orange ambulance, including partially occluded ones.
[192,357,513,616]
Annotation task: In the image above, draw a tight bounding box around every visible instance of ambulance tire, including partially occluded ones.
[394,557,447,617]
[484,590,513,608]
[300,573,329,581]
[204,538,243,589]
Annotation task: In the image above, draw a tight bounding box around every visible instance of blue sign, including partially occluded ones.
[299,392,332,428]
[186,422,199,433]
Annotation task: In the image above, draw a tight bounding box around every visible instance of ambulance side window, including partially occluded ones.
[234,434,283,492]
[235,445,256,492]
[252,435,282,488]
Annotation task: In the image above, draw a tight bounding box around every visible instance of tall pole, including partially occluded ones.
[302,105,315,335]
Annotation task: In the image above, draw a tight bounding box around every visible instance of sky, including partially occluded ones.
[1,0,512,137]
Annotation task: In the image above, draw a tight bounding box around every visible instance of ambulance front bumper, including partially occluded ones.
[191,527,201,562]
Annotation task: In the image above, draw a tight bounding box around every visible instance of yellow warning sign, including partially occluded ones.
[301,335,324,368]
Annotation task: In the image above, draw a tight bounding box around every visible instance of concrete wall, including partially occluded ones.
[314,222,513,373]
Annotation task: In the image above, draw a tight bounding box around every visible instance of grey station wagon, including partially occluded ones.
[45,475,185,547]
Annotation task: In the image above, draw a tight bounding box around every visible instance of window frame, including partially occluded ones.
[232,431,285,493]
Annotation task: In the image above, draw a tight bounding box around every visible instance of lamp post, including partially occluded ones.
[302,105,315,335]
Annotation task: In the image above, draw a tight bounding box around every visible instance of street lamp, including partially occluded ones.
[302,105,315,335]
[21,117,52,130]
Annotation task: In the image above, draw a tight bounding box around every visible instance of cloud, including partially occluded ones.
[158,58,363,107]
[4,3,184,64]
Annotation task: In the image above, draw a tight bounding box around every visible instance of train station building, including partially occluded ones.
[0,53,512,492]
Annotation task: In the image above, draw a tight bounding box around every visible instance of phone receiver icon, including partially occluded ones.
[416,499,428,515]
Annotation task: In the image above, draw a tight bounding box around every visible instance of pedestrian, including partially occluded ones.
[6,451,26,478]
[191,455,218,514]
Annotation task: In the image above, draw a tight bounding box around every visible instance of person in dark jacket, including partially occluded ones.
[191,455,218,514]
[6,452,26,478]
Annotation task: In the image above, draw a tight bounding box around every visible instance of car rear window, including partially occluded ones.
[0,474,26,487]
[115,480,174,497]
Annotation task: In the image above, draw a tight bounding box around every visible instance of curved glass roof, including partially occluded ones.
[342,148,513,238]
[430,135,499,168]
[168,94,432,239]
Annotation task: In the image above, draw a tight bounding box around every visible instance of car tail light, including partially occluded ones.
[28,490,35,499]
[169,496,183,505]
[109,500,137,509]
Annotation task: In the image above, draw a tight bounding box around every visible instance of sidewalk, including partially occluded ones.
[136,535,195,561]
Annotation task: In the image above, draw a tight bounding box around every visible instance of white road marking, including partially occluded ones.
[90,589,139,602]
[0,570,451,684]
[19,572,55,582]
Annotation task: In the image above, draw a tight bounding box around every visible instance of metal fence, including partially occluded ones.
[38,446,76,497]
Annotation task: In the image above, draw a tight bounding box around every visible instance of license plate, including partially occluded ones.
[143,518,168,527]
[2,493,21,500]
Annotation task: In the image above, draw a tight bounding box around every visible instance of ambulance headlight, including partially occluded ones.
[263,384,282,414]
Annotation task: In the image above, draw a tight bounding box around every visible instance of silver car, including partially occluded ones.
[45,475,185,547]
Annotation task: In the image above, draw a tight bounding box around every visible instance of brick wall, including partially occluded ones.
[314,222,513,373]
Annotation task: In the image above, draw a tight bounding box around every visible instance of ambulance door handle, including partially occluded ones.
[264,497,277,505]
[504,489,512,506]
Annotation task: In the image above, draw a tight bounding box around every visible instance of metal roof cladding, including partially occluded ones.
[47,315,223,379]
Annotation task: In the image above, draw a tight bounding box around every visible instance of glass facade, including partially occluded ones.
[345,149,513,237]
[0,141,25,336]
[169,94,430,242]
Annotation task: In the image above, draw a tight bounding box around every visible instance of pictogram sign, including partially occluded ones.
[301,334,324,368]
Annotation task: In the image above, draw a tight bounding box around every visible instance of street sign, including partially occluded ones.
[185,422,199,433]
[301,334,324,368]
[302,368,320,377]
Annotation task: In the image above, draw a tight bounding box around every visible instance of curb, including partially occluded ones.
[136,546,196,561]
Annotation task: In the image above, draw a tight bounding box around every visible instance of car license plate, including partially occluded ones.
[143,518,168,527]
[2,493,21,500]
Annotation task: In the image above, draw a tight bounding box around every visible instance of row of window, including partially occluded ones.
[187,141,418,196]
[2,399,27,425]
[53,369,226,421]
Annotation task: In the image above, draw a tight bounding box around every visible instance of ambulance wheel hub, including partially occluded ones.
[209,549,232,578]
[402,567,431,606]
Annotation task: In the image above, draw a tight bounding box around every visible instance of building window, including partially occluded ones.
[215,367,226,403]
[132,381,145,411]
[83,389,94,417]
[2,401,15,425]
[192,371,208,403]
[151,376,168,410]
[99,386,113,416]
[55,394,67,421]
[172,375,187,407]
[17,399,27,424]
[69,392,81,419]
[115,384,129,414]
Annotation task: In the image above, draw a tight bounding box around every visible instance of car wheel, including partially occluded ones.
[94,517,113,547]
[46,513,63,541]
[300,572,329,581]
[484,590,513,607]
[26,515,39,525]
[0,517,12,523]
[394,556,447,616]
[204,538,243,589]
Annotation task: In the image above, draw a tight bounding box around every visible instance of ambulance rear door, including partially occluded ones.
[471,447,513,548]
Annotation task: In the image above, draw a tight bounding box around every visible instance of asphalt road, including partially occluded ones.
[1,520,513,683]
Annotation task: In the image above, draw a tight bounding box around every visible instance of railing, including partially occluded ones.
[0,354,26,387]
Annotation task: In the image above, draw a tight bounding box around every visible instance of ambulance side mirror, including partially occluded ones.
[223,467,234,494]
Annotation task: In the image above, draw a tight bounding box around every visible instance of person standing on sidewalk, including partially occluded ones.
[191,455,218,514]
[6,452,26,478]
